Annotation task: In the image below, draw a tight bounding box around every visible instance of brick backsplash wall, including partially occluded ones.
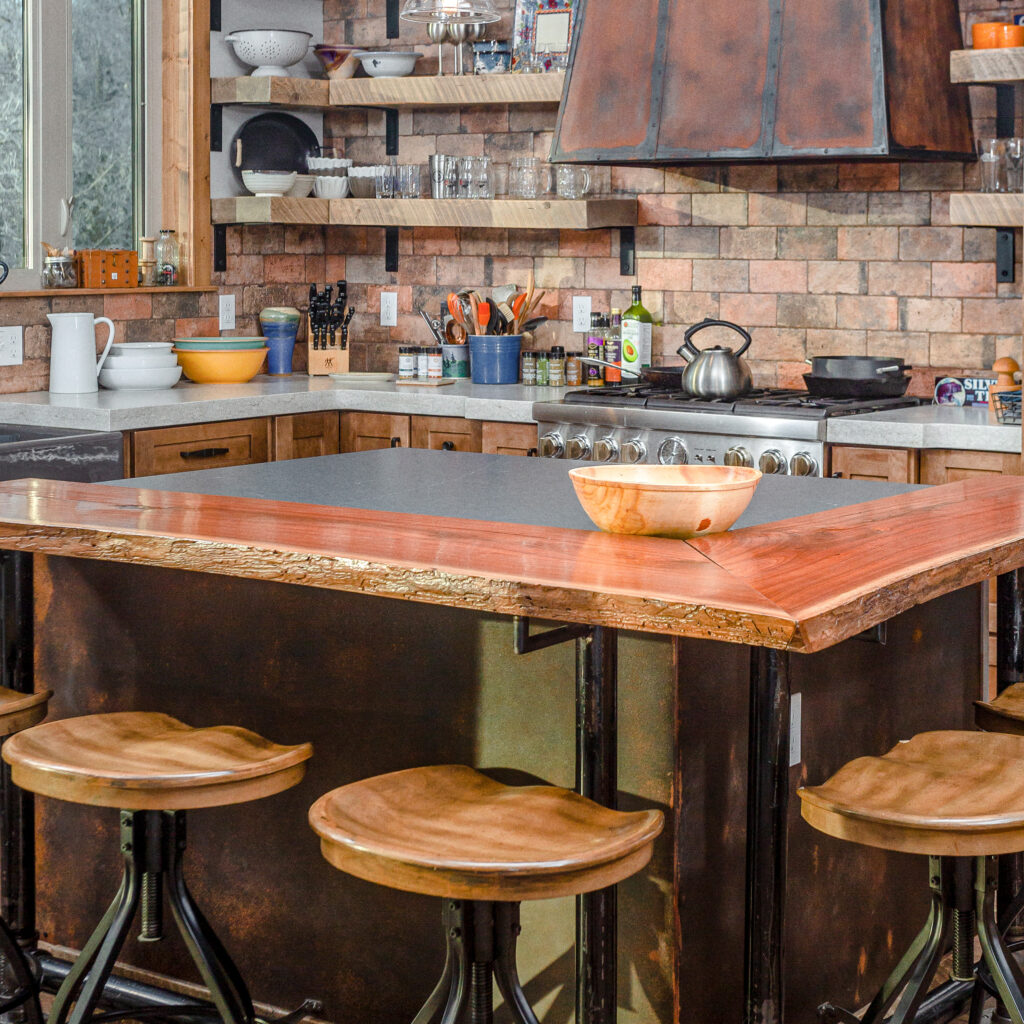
[1,0,1022,396]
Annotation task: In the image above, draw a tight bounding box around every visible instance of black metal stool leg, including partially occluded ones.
[163,814,254,1024]
[492,903,540,1024]
[0,912,41,1024]
[49,813,143,1024]
[412,902,463,1024]
[977,856,1024,1024]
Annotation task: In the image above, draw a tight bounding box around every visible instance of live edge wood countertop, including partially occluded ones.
[0,449,1018,654]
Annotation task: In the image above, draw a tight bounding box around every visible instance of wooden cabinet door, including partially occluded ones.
[273,412,340,461]
[829,446,919,483]
[919,449,1022,485]
[341,412,410,452]
[480,421,538,457]
[410,415,482,453]
[130,418,271,477]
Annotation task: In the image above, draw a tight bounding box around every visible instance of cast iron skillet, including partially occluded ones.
[230,113,320,189]
[803,373,911,398]
[806,355,911,379]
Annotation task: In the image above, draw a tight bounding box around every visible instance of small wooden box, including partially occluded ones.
[75,249,139,288]
[306,315,350,376]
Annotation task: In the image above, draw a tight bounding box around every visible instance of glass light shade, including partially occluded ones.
[400,0,501,24]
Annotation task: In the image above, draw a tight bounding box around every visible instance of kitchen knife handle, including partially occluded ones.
[180,447,230,460]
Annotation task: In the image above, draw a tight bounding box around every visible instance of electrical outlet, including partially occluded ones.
[0,327,23,367]
[572,295,592,332]
[380,291,398,327]
[218,294,236,331]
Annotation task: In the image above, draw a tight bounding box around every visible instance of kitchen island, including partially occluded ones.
[0,451,1014,1024]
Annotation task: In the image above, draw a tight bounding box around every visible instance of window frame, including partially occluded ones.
[4,0,161,290]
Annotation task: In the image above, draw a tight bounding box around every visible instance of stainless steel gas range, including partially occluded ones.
[532,386,921,478]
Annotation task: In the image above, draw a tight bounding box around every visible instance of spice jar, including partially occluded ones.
[155,229,179,286]
[565,351,582,387]
[427,346,443,379]
[398,346,416,379]
[41,256,77,289]
[536,349,550,387]
[416,346,429,379]
[549,345,566,387]
[521,351,537,385]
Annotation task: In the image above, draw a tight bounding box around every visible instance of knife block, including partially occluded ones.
[306,315,350,376]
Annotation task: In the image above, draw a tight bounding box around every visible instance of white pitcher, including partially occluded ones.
[47,313,116,394]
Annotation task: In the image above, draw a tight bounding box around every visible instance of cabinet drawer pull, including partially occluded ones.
[441,441,456,451]
[180,447,230,460]
[390,437,402,448]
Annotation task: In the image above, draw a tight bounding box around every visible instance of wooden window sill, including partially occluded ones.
[0,286,219,298]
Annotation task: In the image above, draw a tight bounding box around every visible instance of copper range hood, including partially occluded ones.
[550,0,973,163]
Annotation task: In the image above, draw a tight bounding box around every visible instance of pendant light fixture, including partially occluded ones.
[399,0,501,24]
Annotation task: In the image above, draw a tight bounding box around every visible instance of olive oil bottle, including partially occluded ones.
[621,285,653,370]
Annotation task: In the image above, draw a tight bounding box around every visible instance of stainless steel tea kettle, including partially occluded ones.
[677,318,753,399]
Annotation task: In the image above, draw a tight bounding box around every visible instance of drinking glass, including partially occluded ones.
[430,155,458,198]
[1004,138,1024,192]
[457,156,475,198]
[978,137,1005,193]
[508,157,552,199]
[556,165,591,199]
[375,166,397,199]
[472,155,492,198]
[398,164,421,198]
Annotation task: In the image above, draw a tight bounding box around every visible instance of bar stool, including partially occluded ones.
[798,731,1024,1024]
[975,681,1024,737]
[0,685,51,1024]
[309,765,664,1024]
[2,711,313,1024]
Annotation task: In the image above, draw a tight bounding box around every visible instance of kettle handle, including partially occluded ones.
[681,317,752,357]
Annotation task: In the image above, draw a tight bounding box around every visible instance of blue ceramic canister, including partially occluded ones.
[259,306,301,375]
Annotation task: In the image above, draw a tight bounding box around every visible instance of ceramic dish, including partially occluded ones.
[224,29,312,77]
[242,170,298,197]
[98,365,183,391]
[109,342,174,355]
[568,464,761,539]
[286,173,316,198]
[173,337,267,351]
[173,347,268,384]
[314,44,363,79]
[103,352,180,370]
[313,176,350,198]
[352,51,422,77]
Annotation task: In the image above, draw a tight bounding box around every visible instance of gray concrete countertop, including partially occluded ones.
[0,376,559,431]
[826,404,1021,453]
[125,448,920,531]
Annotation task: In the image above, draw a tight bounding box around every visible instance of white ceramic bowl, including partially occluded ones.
[287,173,316,198]
[99,365,183,391]
[224,29,312,77]
[568,464,762,539]
[313,176,351,198]
[242,170,298,196]
[347,165,383,198]
[110,342,174,355]
[353,51,422,78]
[306,157,352,173]
[102,352,180,370]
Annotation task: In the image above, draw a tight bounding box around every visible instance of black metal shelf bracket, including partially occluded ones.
[512,616,592,654]
[619,227,636,277]
[385,109,400,158]
[210,0,221,33]
[386,0,399,39]
[998,230,1016,284]
[385,228,399,273]
[213,226,227,274]
[210,105,223,154]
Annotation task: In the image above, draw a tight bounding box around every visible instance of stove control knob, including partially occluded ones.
[538,432,564,459]
[724,446,752,468]
[566,435,592,461]
[594,437,619,463]
[758,449,788,475]
[657,437,689,465]
[622,439,647,464]
[790,451,819,477]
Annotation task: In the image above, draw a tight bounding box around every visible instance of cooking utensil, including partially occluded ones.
[445,320,467,344]
[805,355,911,379]
[447,292,466,324]
[802,373,911,399]
[677,318,753,399]
[419,309,445,345]
[580,357,693,389]
[230,113,320,190]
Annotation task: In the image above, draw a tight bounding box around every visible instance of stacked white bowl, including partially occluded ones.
[99,343,183,391]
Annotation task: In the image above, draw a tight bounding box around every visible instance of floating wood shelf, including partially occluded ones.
[211,73,564,110]
[211,77,330,108]
[328,72,565,108]
[950,47,1024,85]
[211,196,637,230]
[948,192,1024,227]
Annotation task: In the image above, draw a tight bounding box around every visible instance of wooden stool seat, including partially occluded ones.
[309,764,664,900]
[976,680,1024,736]
[2,711,312,810]
[0,686,50,737]
[798,730,1024,857]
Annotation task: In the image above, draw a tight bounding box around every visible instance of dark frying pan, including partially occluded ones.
[806,355,911,378]
[803,373,911,398]
[581,359,688,388]
[230,113,320,189]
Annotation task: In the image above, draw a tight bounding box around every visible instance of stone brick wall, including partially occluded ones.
[0,0,1021,396]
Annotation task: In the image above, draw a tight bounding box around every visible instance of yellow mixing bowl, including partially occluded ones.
[173,347,268,384]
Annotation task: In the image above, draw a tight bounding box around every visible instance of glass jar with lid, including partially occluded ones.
[155,229,179,286]
[41,256,78,289]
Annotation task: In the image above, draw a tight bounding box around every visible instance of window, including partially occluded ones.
[0,0,161,289]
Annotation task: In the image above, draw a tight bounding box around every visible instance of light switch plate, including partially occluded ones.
[572,295,592,332]
[218,294,236,331]
[0,326,23,367]
[380,291,398,327]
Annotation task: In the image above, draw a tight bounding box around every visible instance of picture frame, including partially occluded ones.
[511,0,576,73]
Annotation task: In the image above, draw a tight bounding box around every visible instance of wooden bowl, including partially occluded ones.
[569,464,762,539]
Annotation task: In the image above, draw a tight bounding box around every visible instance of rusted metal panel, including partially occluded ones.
[656,0,773,159]
[774,0,885,156]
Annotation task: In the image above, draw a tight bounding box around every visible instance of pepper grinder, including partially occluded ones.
[989,355,1021,424]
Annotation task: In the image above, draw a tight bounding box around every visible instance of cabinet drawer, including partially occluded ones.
[411,416,482,453]
[341,412,410,452]
[130,418,271,477]
[273,412,340,461]
[480,421,538,457]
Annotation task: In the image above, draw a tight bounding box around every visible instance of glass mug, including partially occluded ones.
[556,165,591,200]
[978,137,1005,193]
[508,157,552,199]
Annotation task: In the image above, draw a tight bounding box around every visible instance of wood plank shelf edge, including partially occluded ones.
[211,196,638,229]
[211,77,331,107]
[950,47,1024,84]
[329,72,565,108]
[948,192,1024,227]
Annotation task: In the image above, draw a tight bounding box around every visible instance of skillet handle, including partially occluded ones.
[681,317,752,357]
